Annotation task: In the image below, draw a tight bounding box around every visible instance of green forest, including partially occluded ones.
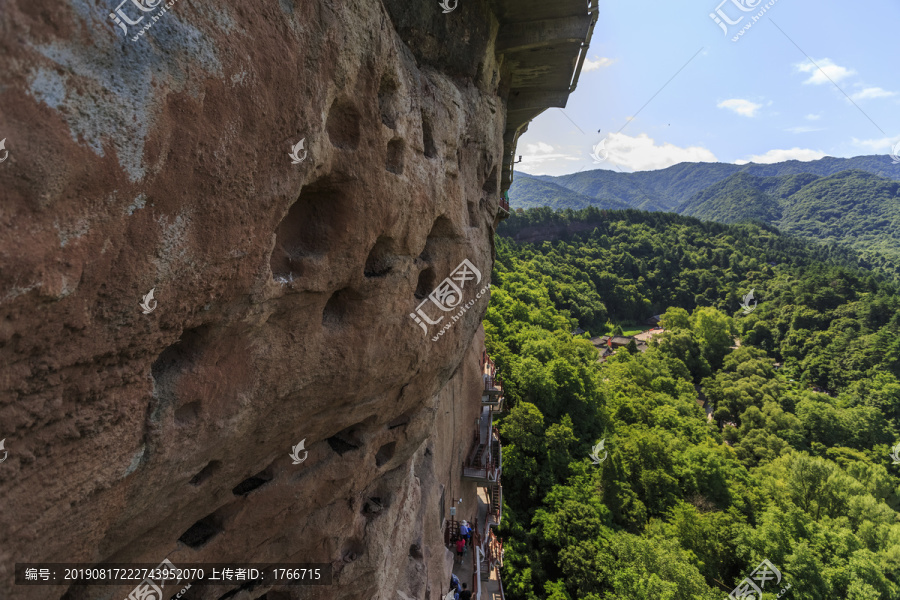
[509,158,900,275]
[487,208,900,599]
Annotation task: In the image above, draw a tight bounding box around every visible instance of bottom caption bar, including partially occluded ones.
[15,562,332,586]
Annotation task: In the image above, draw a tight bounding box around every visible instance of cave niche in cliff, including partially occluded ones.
[232,464,275,496]
[386,138,405,175]
[189,460,221,486]
[174,400,201,426]
[270,176,354,281]
[362,496,386,518]
[378,73,400,129]
[409,543,424,558]
[467,199,479,227]
[151,325,211,413]
[375,441,396,467]
[414,267,436,300]
[414,215,461,299]
[326,424,364,455]
[420,216,458,262]
[178,511,225,549]
[422,112,437,158]
[326,99,362,149]
[364,236,396,278]
[387,410,413,429]
[322,287,364,329]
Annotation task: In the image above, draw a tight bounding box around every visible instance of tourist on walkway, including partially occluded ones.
[459,583,473,600]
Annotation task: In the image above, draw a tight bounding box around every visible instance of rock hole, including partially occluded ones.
[409,543,423,559]
[270,176,353,280]
[363,496,385,517]
[174,401,201,426]
[387,413,412,429]
[178,512,224,549]
[386,138,405,175]
[322,288,362,329]
[467,200,479,227]
[375,442,396,467]
[151,326,210,411]
[364,236,395,278]
[326,435,359,456]
[232,466,275,496]
[417,215,457,266]
[326,99,361,149]
[378,74,400,129]
[422,113,437,158]
[189,460,221,486]
[414,268,436,300]
[326,426,363,455]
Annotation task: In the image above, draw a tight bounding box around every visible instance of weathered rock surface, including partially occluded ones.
[0,0,504,597]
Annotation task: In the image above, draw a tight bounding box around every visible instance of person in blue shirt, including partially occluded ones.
[449,573,461,600]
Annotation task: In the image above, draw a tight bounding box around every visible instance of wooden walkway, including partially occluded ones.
[450,488,503,599]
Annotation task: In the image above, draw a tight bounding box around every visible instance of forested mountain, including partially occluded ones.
[680,170,900,263]
[510,155,900,213]
[488,207,900,600]
[509,175,631,211]
[509,157,900,271]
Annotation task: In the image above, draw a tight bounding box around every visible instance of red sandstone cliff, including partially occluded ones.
[0,0,594,597]
[0,0,501,597]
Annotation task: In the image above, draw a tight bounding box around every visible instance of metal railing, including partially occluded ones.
[464,426,502,481]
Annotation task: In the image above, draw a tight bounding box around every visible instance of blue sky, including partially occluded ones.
[517,0,900,176]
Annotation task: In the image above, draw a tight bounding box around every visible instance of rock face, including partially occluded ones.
[0,0,505,598]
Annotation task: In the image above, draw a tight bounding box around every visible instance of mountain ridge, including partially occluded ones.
[510,156,900,266]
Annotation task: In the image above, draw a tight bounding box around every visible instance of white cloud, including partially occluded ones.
[851,137,894,152]
[805,113,822,120]
[526,142,554,154]
[599,132,718,171]
[850,87,896,101]
[582,56,616,72]
[735,148,827,165]
[786,126,823,134]
[516,142,581,174]
[717,98,763,117]
[795,58,855,85]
